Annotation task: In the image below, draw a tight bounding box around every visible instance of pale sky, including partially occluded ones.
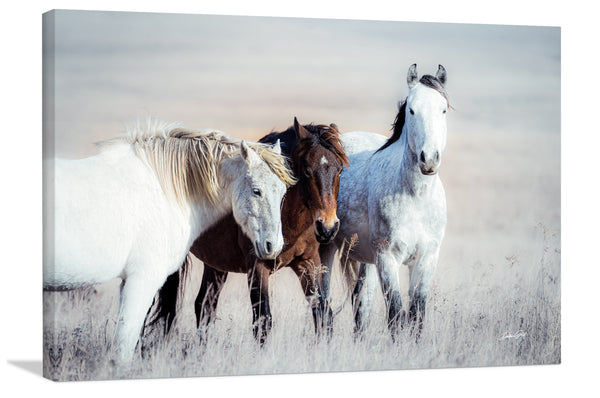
[45,10,560,158]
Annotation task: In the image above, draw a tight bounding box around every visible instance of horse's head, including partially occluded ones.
[231,141,288,260]
[292,117,348,244]
[405,64,449,175]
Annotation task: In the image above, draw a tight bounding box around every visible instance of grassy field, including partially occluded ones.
[43,221,560,381]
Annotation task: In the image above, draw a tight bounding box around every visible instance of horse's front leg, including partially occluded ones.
[292,256,333,339]
[116,272,167,363]
[407,246,440,340]
[317,244,339,337]
[351,261,379,337]
[374,245,407,340]
[314,262,333,339]
[247,259,273,345]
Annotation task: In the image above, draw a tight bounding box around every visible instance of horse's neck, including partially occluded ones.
[380,130,436,196]
[189,161,236,236]
[281,184,314,243]
[191,198,232,236]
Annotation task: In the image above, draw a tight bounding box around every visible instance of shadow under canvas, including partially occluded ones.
[7,360,44,378]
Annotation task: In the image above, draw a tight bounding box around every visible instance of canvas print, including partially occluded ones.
[42,10,561,381]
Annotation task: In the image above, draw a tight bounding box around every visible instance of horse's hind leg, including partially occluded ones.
[248,260,273,345]
[352,262,378,337]
[194,265,228,329]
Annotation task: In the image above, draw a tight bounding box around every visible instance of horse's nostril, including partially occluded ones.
[315,220,326,235]
[434,151,440,163]
[420,151,426,163]
[265,241,272,254]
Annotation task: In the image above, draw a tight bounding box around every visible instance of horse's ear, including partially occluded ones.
[293,116,310,139]
[240,140,260,166]
[240,140,250,160]
[407,63,419,89]
[436,64,447,86]
[272,139,282,155]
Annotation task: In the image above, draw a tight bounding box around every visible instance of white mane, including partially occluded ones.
[95,119,295,207]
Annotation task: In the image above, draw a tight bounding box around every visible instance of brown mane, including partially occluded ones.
[294,123,349,168]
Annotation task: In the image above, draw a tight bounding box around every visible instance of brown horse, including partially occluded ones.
[147,117,348,343]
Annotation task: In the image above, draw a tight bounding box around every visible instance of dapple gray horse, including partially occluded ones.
[320,64,449,339]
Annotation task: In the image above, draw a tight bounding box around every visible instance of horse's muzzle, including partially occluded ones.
[419,150,440,175]
[419,165,438,175]
[254,240,279,260]
[315,219,340,244]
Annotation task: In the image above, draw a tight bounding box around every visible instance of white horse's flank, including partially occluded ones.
[44,121,292,362]
[322,64,449,337]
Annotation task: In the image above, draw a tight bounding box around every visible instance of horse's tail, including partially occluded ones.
[145,254,194,336]
[331,234,361,318]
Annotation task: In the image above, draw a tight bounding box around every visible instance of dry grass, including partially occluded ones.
[43,223,560,381]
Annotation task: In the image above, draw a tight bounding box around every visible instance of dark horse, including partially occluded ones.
[147,117,348,343]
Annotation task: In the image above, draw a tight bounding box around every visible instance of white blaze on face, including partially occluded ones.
[406,83,448,164]
[320,156,328,165]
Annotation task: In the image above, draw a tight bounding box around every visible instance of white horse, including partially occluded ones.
[43,121,295,362]
[321,64,449,339]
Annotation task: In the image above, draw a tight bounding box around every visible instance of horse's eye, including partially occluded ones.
[304,167,312,177]
[443,109,447,114]
[409,108,415,115]
[252,188,262,196]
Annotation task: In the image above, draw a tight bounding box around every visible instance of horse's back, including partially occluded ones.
[341,131,388,156]
[49,149,177,288]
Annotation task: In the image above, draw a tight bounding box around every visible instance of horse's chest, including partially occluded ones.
[276,229,314,268]
[373,192,445,248]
